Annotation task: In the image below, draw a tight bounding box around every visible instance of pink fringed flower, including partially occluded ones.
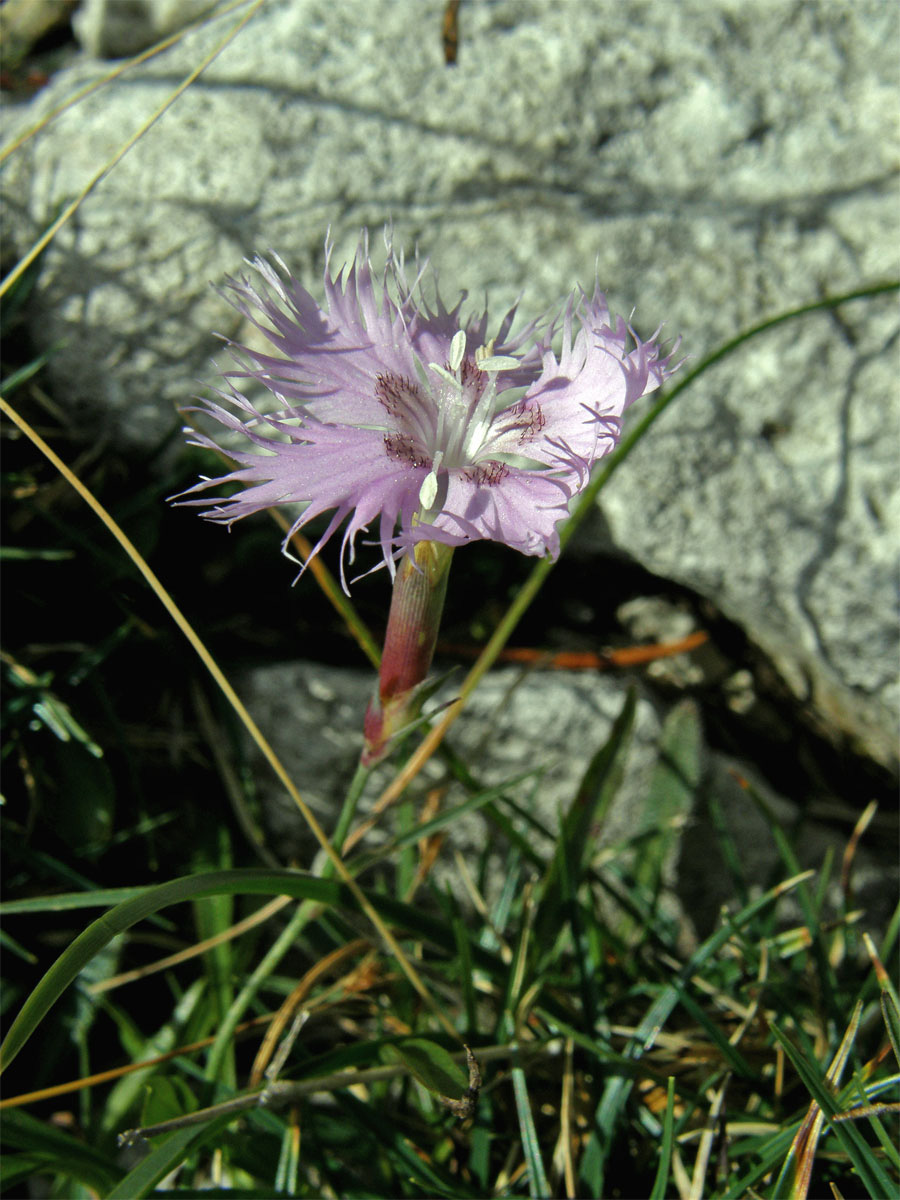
[179,231,678,589]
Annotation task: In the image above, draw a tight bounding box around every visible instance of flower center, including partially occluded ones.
[376,331,531,511]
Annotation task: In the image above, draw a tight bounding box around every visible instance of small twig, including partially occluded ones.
[118,1040,549,1145]
[118,1089,261,1148]
[434,1044,481,1119]
[88,895,290,993]
[442,0,461,64]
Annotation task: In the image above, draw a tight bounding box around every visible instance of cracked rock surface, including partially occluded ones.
[3,0,897,768]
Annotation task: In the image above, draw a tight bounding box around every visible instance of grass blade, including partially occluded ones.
[0,394,455,1041]
[649,1077,677,1200]
[1,867,516,1074]
[0,1108,120,1193]
[512,1060,551,1199]
[533,688,636,955]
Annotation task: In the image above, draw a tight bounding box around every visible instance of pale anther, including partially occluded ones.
[448,330,466,372]
[418,472,438,510]
[475,355,520,373]
[418,451,443,510]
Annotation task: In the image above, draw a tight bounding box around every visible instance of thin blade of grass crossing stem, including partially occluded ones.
[649,1077,677,1200]
[532,689,636,957]
[512,1061,551,1199]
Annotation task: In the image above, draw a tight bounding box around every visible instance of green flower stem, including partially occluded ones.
[323,759,372,867]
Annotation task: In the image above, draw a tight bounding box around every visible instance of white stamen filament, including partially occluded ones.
[427,363,464,390]
[461,373,498,460]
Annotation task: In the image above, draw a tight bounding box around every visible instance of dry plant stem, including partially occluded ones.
[249,938,371,1087]
[832,1101,900,1123]
[0,1015,274,1110]
[0,394,457,1042]
[689,1075,730,1200]
[0,0,266,299]
[87,895,292,993]
[559,1037,576,1198]
[120,1041,547,1144]
[840,799,877,900]
[435,1045,481,1119]
[785,999,863,1200]
[204,898,326,1083]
